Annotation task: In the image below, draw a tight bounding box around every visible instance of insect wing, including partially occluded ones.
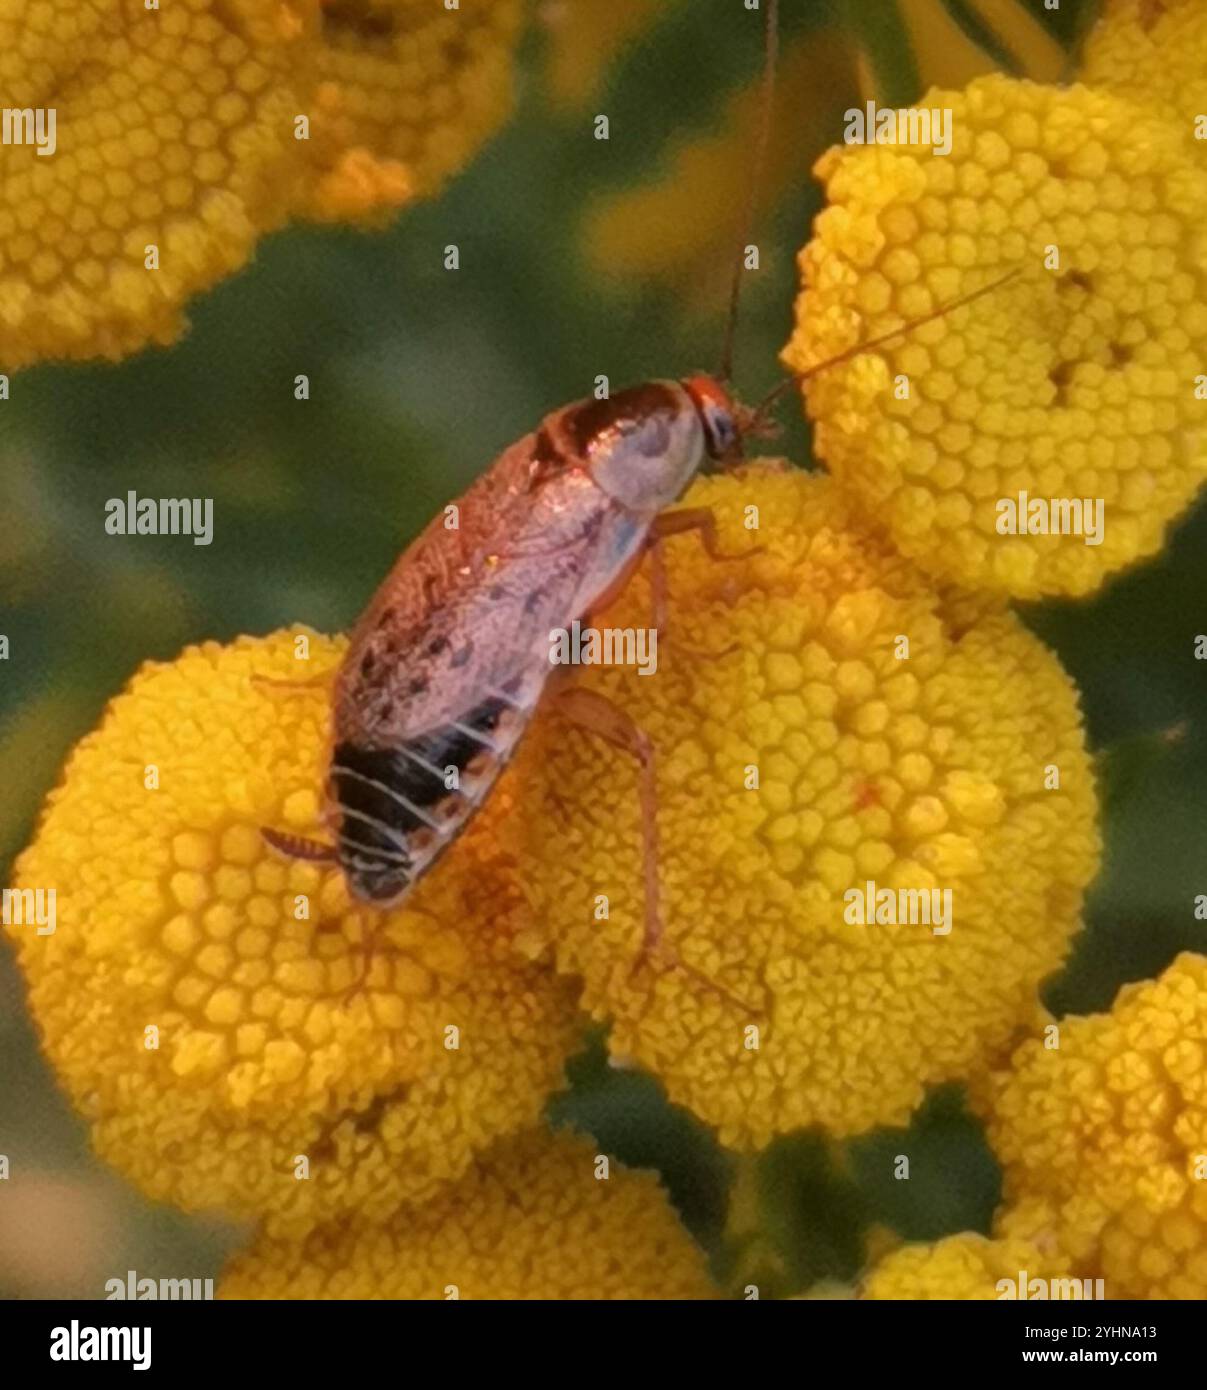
[327,434,631,900]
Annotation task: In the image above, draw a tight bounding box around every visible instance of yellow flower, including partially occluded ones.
[540,0,663,112]
[0,0,305,367]
[860,1232,1056,1300]
[0,0,522,368]
[5,629,582,1237]
[296,0,523,223]
[218,1128,718,1298]
[784,74,1207,599]
[1083,0,1207,160]
[578,0,1069,301]
[974,952,1207,1300]
[505,467,1099,1146]
[581,32,860,307]
[858,0,1067,99]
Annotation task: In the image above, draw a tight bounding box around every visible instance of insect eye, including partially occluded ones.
[702,402,737,459]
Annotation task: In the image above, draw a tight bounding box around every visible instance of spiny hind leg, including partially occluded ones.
[555,685,755,1013]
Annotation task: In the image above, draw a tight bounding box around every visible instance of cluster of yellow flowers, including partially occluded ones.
[1082,0,1207,165]
[864,952,1207,1300]
[861,1231,1058,1301]
[5,466,1099,1292]
[8,629,583,1236]
[220,1129,717,1298]
[786,0,1207,600]
[807,0,1207,1301]
[0,0,521,368]
[506,468,1098,1144]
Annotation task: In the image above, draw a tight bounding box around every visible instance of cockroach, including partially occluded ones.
[262,0,1019,1000]
[261,372,755,993]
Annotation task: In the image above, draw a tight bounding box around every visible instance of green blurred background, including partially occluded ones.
[2,0,1204,1298]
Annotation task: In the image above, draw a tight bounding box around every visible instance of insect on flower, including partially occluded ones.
[261,0,1019,1001]
[261,373,759,994]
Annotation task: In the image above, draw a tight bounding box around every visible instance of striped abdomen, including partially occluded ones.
[327,681,531,906]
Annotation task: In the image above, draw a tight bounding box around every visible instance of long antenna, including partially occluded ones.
[747,265,1024,427]
[718,0,779,385]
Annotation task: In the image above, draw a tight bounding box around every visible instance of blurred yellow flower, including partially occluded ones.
[297,0,523,222]
[861,0,1067,99]
[860,1231,1056,1300]
[218,1128,718,1299]
[5,628,582,1237]
[506,467,1099,1146]
[0,0,522,367]
[0,0,306,367]
[784,74,1207,599]
[581,32,860,310]
[539,0,663,111]
[1083,0,1207,160]
[580,0,1069,307]
[974,952,1207,1300]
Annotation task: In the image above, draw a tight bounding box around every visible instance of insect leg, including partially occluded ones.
[647,537,670,636]
[555,686,758,1015]
[264,820,390,1002]
[644,538,734,660]
[554,685,662,953]
[647,505,760,563]
[261,826,339,862]
[343,917,387,1003]
[642,528,743,662]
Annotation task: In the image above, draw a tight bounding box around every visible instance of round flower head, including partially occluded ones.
[860,1232,1056,1300]
[4,629,582,1236]
[0,0,522,367]
[784,74,1207,599]
[582,34,859,304]
[296,0,523,223]
[1083,0,1207,160]
[975,952,1207,1300]
[505,467,1099,1146]
[218,1128,717,1299]
[542,0,662,111]
[0,0,307,367]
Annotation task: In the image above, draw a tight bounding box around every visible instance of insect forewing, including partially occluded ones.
[325,421,657,905]
[336,432,639,746]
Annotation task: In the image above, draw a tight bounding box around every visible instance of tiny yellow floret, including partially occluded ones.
[218,1128,717,1299]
